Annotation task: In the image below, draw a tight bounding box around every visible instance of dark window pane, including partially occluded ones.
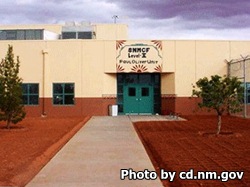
[118,95,123,103]
[117,74,123,84]
[22,95,28,105]
[154,95,160,102]
[65,84,74,93]
[129,87,136,96]
[154,104,161,114]
[118,85,123,94]
[6,30,16,40]
[248,83,250,103]
[154,86,160,95]
[141,87,149,96]
[53,95,63,104]
[65,95,74,104]
[29,95,39,105]
[29,84,38,94]
[139,74,151,84]
[22,84,28,94]
[17,30,25,40]
[26,30,36,40]
[0,30,7,40]
[154,74,160,84]
[62,32,76,39]
[78,32,92,39]
[53,84,63,94]
[125,74,137,84]
[118,104,123,113]
[35,30,42,39]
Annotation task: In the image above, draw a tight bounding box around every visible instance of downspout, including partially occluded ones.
[42,49,48,117]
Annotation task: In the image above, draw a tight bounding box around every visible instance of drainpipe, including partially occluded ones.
[42,49,48,117]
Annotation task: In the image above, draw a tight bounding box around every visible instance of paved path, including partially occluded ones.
[27,116,164,187]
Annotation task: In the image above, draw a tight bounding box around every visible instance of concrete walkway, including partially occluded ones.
[27,116,165,187]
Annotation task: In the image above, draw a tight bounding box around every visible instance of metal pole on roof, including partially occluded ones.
[112,15,119,24]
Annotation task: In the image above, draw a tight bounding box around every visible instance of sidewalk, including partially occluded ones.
[26,116,164,187]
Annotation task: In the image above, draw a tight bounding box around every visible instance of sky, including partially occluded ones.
[1,0,250,40]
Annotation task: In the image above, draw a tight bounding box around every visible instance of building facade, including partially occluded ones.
[0,23,249,117]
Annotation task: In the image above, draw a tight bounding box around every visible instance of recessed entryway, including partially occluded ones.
[117,73,161,115]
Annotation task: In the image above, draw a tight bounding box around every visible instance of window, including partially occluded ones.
[139,74,151,84]
[61,31,92,39]
[246,83,250,104]
[6,30,16,40]
[16,30,25,40]
[141,87,149,96]
[22,84,39,105]
[53,83,75,105]
[0,30,43,40]
[0,30,7,40]
[78,32,92,39]
[61,32,76,39]
[128,87,136,96]
[241,83,250,104]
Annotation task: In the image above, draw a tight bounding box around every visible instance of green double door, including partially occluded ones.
[124,84,153,114]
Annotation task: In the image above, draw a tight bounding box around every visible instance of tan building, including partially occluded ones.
[0,23,249,117]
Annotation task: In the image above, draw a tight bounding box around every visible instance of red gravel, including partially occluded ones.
[0,116,90,187]
[134,115,250,187]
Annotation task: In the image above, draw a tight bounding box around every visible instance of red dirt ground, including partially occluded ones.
[134,115,250,187]
[0,116,90,187]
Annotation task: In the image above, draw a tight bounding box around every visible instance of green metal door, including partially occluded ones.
[124,84,153,114]
[139,85,153,114]
[124,85,139,114]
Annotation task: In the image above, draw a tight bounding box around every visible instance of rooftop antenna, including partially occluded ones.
[112,15,119,24]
